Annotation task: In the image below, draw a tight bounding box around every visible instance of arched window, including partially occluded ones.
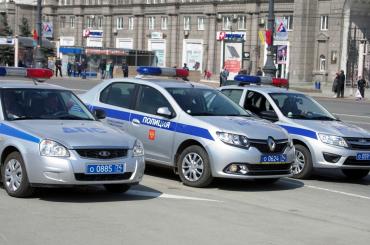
[319,55,326,71]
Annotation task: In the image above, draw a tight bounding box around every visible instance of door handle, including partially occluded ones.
[132,118,141,126]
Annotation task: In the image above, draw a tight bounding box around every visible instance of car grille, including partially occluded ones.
[75,149,128,159]
[74,172,132,181]
[343,157,370,166]
[249,139,288,154]
[344,138,370,150]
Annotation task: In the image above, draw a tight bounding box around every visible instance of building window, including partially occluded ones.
[146,0,150,3]
[237,16,246,30]
[320,15,328,31]
[161,17,168,30]
[197,17,204,30]
[319,55,326,71]
[129,17,134,30]
[70,16,75,28]
[60,16,66,29]
[97,16,103,29]
[117,17,124,29]
[87,17,94,28]
[148,16,155,30]
[283,15,293,30]
[184,16,191,31]
[222,16,231,30]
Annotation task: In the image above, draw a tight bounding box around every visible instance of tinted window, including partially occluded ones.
[1,89,94,121]
[136,85,172,115]
[221,89,243,104]
[100,82,136,109]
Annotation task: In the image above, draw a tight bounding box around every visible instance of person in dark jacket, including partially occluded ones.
[99,60,106,79]
[337,70,345,98]
[122,62,129,77]
[55,57,62,77]
[256,67,263,76]
[357,76,367,100]
[332,72,339,97]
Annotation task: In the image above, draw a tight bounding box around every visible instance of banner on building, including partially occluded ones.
[275,18,288,41]
[223,42,243,74]
[276,45,288,64]
[42,22,53,38]
[183,40,203,71]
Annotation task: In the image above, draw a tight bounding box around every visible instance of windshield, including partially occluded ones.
[166,87,250,117]
[1,89,95,121]
[270,92,336,120]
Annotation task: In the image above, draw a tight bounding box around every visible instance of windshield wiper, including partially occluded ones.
[10,116,42,121]
[55,115,94,120]
[224,114,251,117]
[310,116,337,121]
[190,112,216,116]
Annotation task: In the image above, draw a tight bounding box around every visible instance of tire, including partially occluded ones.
[104,184,131,193]
[1,152,34,198]
[292,144,313,179]
[177,145,213,187]
[254,178,280,184]
[342,169,369,180]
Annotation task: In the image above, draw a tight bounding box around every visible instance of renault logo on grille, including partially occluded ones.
[267,137,276,152]
[98,151,111,157]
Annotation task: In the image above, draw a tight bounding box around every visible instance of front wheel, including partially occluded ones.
[292,144,313,179]
[1,152,34,198]
[342,169,369,180]
[177,145,213,187]
[104,184,131,193]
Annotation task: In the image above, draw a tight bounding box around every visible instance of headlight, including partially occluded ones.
[133,140,144,157]
[318,133,348,148]
[216,132,250,148]
[39,140,70,157]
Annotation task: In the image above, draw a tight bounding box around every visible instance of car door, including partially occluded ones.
[95,82,138,132]
[129,85,176,165]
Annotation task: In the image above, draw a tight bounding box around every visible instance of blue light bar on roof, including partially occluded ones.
[0,66,53,79]
[137,66,189,78]
[234,75,261,84]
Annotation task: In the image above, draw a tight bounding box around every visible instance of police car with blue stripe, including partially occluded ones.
[81,67,295,187]
[0,67,145,197]
[221,75,370,180]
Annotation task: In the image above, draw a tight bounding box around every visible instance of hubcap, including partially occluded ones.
[292,150,305,175]
[4,159,23,192]
[182,153,204,182]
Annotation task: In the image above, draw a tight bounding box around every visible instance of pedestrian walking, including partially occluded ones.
[122,62,129,77]
[332,72,339,97]
[109,61,114,79]
[76,61,82,77]
[55,57,62,77]
[219,67,229,87]
[183,63,189,71]
[67,62,72,77]
[99,60,106,79]
[357,76,367,101]
[256,67,263,76]
[337,70,345,98]
[105,62,111,79]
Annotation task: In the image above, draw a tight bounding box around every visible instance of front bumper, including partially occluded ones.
[26,150,145,186]
[205,141,295,179]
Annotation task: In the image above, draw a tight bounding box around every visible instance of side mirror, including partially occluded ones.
[93,109,106,119]
[156,107,174,119]
[260,110,279,122]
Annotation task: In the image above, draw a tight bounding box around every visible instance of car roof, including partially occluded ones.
[105,76,212,89]
[221,84,302,94]
[0,80,67,90]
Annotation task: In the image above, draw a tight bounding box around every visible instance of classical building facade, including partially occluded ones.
[1,0,370,85]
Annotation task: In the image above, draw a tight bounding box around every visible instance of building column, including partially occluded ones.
[207,14,216,74]
[169,14,179,67]
[250,13,259,75]
[135,15,144,50]
[76,15,83,46]
[104,15,112,48]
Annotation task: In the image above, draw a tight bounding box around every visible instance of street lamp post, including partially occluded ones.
[263,0,277,77]
[34,0,45,68]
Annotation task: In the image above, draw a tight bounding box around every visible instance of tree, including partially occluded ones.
[0,12,14,66]
[19,17,31,37]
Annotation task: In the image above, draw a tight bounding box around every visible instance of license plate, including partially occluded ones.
[86,164,125,174]
[260,154,287,164]
[356,153,370,161]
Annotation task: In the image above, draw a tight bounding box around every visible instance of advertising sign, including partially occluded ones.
[223,42,243,77]
[148,39,166,67]
[86,37,103,47]
[217,32,246,41]
[60,36,75,46]
[0,37,14,45]
[277,45,288,64]
[83,29,103,38]
[184,41,203,71]
[42,22,53,38]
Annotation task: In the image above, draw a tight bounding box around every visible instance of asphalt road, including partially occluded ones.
[0,77,370,245]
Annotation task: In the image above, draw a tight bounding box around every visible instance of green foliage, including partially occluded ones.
[19,17,31,37]
[0,12,14,66]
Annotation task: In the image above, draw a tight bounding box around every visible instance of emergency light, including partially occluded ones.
[234,74,289,88]
[0,67,53,81]
[137,66,189,78]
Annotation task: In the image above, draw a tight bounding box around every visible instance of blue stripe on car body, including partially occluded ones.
[278,124,317,140]
[0,123,40,143]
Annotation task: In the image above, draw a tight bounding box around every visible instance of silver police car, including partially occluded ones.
[221,83,370,180]
[81,67,295,187]
[0,80,145,198]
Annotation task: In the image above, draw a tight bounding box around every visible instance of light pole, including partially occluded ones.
[263,0,277,77]
[34,0,45,68]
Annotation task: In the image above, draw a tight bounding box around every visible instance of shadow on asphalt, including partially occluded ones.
[34,184,161,203]
[310,169,370,185]
[144,164,305,192]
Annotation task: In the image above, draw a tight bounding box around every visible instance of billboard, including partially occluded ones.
[223,42,243,77]
[277,45,288,64]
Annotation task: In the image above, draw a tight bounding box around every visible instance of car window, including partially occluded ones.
[100,82,136,109]
[244,90,274,115]
[1,89,95,121]
[221,89,243,104]
[136,85,173,115]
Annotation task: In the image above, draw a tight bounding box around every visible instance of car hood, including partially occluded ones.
[197,116,288,140]
[293,119,370,138]
[12,120,136,149]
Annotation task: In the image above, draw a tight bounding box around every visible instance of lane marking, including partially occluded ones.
[282,179,370,200]
[333,113,370,119]
[127,190,222,202]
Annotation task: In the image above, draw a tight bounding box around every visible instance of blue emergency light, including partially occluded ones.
[234,75,261,84]
[137,66,189,78]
